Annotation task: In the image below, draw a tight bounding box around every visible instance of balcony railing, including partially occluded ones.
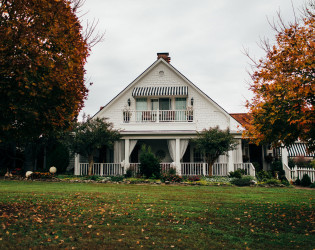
[123,110,193,123]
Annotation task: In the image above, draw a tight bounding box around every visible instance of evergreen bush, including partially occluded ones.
[229,169,244,179]
[301,174,312,187]
[139,145,161,178]
[231,176,255,186]
[256,170,272,182]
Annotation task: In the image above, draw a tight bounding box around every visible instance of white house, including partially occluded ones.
[74,53,255,176]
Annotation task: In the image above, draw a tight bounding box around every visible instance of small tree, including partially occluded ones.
[193,126,238,176]
[139,145,161,178]
[66,117,120,175]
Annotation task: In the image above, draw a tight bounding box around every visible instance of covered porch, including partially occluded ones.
[74,136,255,177]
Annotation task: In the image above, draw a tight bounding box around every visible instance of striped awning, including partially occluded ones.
[287,143,314,157]
[132,86,188,97]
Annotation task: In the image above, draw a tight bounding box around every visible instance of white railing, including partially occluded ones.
[181,163,228,176]
[213,163,229,176]
[283,163,294,182]
[282,164,315,182]
[181,163,206,176]
[127,163,172,177]
[234,163,256,177]
[78,163,123,176]
[295,166,315,183]
[123,110,193,123]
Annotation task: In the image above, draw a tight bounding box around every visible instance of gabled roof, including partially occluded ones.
[93,54,242,126]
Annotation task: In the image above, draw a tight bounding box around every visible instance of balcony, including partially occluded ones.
[123,109,193,123]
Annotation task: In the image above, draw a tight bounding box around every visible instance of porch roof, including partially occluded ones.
[132,86,188,97]
[120,130,196,135]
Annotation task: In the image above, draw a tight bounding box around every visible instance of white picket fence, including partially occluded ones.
[283,163,315,182]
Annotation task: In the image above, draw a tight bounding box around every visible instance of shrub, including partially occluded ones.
[168,167,177,175]
[125,168,134,178]
[310,182,315,188]
[270,160,285,180]
[294,178,301,185]
[84,175,101,181]
[188,176,201,182]
[252,162,262,172]
[139,145,161,178]
[110,176,124,182]
[281,178,290,186]
[229,169,244,179]
[265,178,281,185]
[256,170,272,182]
[205,176,232,184]
[231,176,255,186]
[301,174,312,187]
[161,173,182,183]
[30,172,53,179]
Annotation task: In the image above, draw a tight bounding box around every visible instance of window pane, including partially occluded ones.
[136,98,147,110]
[175,98,186,110]
[159,98,170,110]
[151,99,158,110]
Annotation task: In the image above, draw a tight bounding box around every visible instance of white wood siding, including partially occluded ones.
[95,61,240,133]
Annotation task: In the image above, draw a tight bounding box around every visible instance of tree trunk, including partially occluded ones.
[208,162,213,177]
[206,157,215,177]
[88,154,94,176]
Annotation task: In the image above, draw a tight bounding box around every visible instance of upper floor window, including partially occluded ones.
[150,98,171,110]
[136,98,147,110]
[175,98,187,110]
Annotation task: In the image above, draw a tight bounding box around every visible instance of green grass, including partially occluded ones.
[0,181,314,249]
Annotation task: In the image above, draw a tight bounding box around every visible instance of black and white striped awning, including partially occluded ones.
[132,86,188,97]
[287,143,314,157]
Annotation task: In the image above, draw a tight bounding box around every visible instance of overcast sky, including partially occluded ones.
[79,0,304,117]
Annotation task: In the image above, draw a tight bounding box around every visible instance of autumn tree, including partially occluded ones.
[0,0,91,141]
[0,0,101,170]
[192,127,237,176]
[65,117,120,176]
[244,2,315,151]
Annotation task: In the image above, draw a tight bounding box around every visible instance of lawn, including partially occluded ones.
[0,181,314,249]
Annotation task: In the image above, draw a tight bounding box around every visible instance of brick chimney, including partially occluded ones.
[157,52,171,63]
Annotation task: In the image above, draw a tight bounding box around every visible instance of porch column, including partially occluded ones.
[281,146,288,167]
[124,139,130,173]
[74,154,80,176]
[175,138,181,175]
[228,150,234,173]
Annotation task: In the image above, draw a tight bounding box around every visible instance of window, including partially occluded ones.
[136,98,147,122]
[175,98,186,110]
[136,98,147,110]
[151,99,158,110]
[175,98,186,121]
[159,98,171,110]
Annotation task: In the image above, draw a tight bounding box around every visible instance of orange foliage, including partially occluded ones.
[0,0,90,142]
[244,5,315,150]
